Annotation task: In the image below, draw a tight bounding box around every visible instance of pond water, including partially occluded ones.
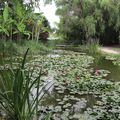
[52,49,120,82]
[54,48,120,82]
[93,56,120,82]
[38,50,120,119]
[0,49,120,119]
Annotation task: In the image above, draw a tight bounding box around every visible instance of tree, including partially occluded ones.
[0,0,51,42]
[50,0,120,45]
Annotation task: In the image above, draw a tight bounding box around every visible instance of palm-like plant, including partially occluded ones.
[28,13,50,42]
[0,4,13,40]
[13,1,31,40]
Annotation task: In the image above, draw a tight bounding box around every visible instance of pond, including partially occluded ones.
[93,55,120,82]
[0,50,120,120]
[38,50,120,119]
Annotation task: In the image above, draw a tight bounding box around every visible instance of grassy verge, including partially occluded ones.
[56,41,102,56]
[0,40,52,57]
[112,47,120,52]
[78,42,101,55]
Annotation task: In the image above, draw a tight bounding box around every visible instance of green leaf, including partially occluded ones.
[3,5,9,22]
[15,1,25,20]
[0,25,9,36]
[23,31,31,38]
[13,31,19,34]
[17,23,26,32]
[45,113,52,120]
[3,28,9,36]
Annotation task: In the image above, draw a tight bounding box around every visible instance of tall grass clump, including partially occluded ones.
[0,41,51,56]
[0,41,18,56]
[87,41,101,54]
[0,49,49,120]
[78,40,101,55]
[24,41,51,54]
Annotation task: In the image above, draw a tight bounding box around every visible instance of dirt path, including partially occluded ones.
[101,47,120,55]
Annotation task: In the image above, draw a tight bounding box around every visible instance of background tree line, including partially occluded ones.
[48,0,120,45]
[0,0,50,42]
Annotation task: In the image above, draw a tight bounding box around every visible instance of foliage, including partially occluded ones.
[106,54,120,66]
[56,40,101,56]
[0,4,13,38]
[0,41,51,57]
[24,41,51,54]
[50,0,120,45]
[0,0,50,42]
[0,50,120,119]
[0,49,50,120]
[29,13,50,42]
[78,40,101,55]
[21,50,119,119]
[85,83,120,120]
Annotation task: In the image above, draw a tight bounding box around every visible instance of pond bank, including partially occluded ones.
[41,50,120,119]
[101,47,120,55]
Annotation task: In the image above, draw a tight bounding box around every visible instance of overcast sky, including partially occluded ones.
[35,0,59,28]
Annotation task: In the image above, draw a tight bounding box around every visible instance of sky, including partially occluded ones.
[35,0,60,28]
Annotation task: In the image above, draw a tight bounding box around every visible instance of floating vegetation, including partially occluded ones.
[0,50,120,119]
[106,55,120,66]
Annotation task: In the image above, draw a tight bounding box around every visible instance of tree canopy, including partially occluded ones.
[51,0,120,45]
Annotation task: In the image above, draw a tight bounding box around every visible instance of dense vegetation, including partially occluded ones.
[47,0,120,45]
[0,50,120,120]
[0,0,120,120]
[0,0,52,56]
[0,0,50,42]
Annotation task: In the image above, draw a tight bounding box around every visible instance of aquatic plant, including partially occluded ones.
[85,85,120,120]
[0,50,119,120]
[0,49,50,120]
[106,54,120,66]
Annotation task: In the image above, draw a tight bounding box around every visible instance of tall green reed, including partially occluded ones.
[78,40,101,55]
[0,49,50,120]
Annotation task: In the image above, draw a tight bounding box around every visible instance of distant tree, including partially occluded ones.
[48,0,120,45]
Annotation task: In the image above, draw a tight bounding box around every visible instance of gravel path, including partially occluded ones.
[101,47,120,55]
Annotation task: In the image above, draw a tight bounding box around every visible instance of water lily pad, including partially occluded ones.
[57,90,64,94]
[58,101,64,105]
[63,103,72,108]
[63,97,69,102]
[54,106,62,112]
[56,99,61,102]
[70,91,76,95]
[55,87,62,91]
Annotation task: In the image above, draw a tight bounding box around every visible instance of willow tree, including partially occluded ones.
[49,0,120,45]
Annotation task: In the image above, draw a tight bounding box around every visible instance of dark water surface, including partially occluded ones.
[93,55,120,82]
